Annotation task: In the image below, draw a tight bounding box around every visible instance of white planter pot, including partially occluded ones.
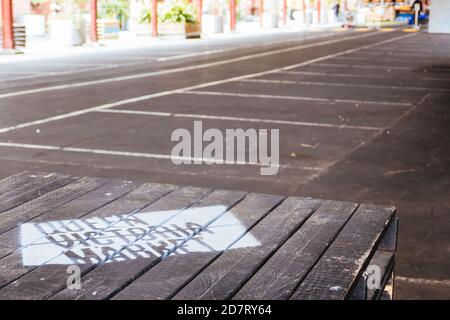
[263,12,279,29]
[305,9,314,25]
[328,10,336,24]
[135,23,151,36]
[202,14,223,34]
[49,20,83,46]
[23,14,46,36]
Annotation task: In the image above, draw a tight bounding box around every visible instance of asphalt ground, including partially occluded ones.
[0,27,449,299]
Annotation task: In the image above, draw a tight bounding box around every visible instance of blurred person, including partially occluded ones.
[333,1,340,21]
[411,0,423,13]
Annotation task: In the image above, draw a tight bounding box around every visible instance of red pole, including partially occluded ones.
[302,0,306,24]
[230,0,236,31]
[196,0,203,24]
[317,0,321,24]
[1,0,14,49]
[259,0,264,28]
[151,0,158,37]
[283,0,287,25]
[90,0,98,42]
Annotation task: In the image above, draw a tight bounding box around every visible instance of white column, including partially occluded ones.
[429,0,450,34]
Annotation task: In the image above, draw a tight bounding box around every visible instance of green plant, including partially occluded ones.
[140,7,152,24]
[30,0,46,5]
[159,1,196,24]
[100,0,129,19]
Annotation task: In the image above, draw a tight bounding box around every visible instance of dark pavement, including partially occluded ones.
[0,28,449,299]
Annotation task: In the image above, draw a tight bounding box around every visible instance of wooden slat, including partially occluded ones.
[51,189,246,300]
[0,173,75,214]
[12,185,211,300]
[380,270,394,300]
[290,204,395,300]
[0,177,112,235]
[0,172,49,196]
[0,182,176,292]
[0,178,139,260]
[349,217,397,300]
[172,197,323,300]
[111,193,283,300]
[233,200,358,300]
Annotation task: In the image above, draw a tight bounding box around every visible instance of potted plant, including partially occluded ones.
[135,5,153,36]
[24,0,47,36]
[262,0,279,29]
[97,0,128,39]
[158,1,200,39]
[49,0,86,46]
[202,0,224,34]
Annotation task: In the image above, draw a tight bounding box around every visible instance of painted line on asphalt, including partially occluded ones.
[239,78,450,92]
[277,70,391,79]
[183,90,414,106]
[0,31,387,100]
[156,49,228,62]
[396,276,450,287]
[0,32,416,135]
[0,142,326,171]
[0,31,340,82]
[278,70,450,83]
[312,63,415,70]
[95,108,382,131]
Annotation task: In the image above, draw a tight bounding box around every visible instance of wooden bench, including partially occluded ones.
[0,171,397,300]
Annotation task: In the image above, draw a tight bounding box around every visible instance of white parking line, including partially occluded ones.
[95,108,382,131]
[156,49,228,62]
[0,32,416,135]
[239,78,450,92]
[312,63,415,70]
[277,70,390,79]
[183,90,414,106]
[0,31,387,100]
[278,70,450,82]
[0,141,298,170]
[396,276,450,287]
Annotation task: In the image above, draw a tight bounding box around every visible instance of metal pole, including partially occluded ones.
[283,0,287,25]
[260,0,264,28]
[414,3,420,28]
[151,0,158,37]
[196,0,203,24]
[1,0,14,49]
[90,0,98,43]
[317,0,321,24]
[230,0,236,31]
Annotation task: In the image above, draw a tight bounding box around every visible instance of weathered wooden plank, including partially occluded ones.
[348,216,397,300]
[0,178,139,260]
[378,216,398,252]
[380,270,394,300]
[0,182,176,292]
[0,177,104,235]
[290,204,395,300]
[0,172,49,196]
[172,197,325,300]
[233,200,358,300]
[51,189,246,300]
[0,173,76,214]
[111,193,283,300]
